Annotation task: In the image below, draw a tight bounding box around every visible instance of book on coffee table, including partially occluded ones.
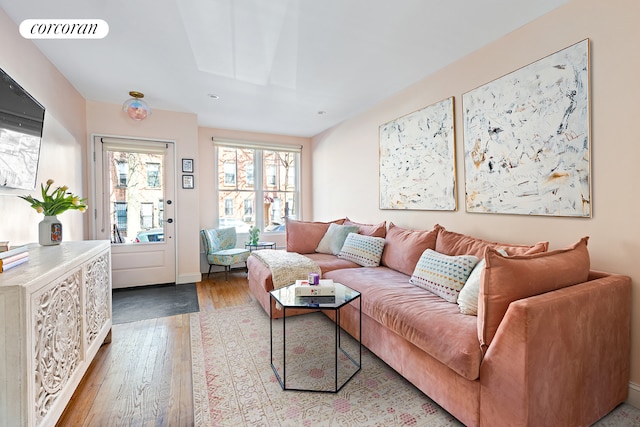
[294,279,336,296]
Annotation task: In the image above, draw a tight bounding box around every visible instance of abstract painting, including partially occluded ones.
[379,97,456,210]
[463,39,590,217]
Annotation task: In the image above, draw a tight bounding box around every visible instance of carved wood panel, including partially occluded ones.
[85,253,110,346]
[33,269,82,426]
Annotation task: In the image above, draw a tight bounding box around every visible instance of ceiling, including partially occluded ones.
[0,0,567,137]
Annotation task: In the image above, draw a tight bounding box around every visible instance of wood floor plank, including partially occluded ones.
[56,273,253,426]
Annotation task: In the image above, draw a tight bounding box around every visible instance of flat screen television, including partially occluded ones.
[0,67,45,190]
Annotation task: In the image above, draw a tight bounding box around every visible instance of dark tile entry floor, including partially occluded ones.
[112,283,200,324]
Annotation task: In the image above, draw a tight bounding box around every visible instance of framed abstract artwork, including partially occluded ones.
[379,96,456,210]
[462,39,591,217]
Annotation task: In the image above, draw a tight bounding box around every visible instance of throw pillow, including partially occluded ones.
[344,217,387,238]
[457,249,507,315]
[338,233,386,267]
[410,249,479,303]
[380,223,440,276]
[285,218,345,254]
[478,237,590,350]
[435,226,549,258]
[316,223,360,255]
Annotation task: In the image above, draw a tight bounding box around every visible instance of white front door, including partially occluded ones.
[92,136,176,288]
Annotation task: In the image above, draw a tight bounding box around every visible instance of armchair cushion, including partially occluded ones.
[208,249,250,266]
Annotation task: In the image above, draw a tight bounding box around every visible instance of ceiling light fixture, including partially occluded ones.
[122,91,151,121]
[208,93,220,99]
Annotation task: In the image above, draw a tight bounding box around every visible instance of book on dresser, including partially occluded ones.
[0,246,29,272]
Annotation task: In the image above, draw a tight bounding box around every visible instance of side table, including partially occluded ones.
[269,282,361,392]
[245,241,276,251]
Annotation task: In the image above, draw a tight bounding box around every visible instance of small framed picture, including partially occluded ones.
[182,174,194,189]
[182,158,194,173]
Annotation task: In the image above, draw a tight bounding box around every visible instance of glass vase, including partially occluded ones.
[39,215,63,246]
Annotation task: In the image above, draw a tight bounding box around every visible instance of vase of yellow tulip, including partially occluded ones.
[19,179,88,246]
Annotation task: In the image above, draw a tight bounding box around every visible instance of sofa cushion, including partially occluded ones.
[304,252,362,274]
[338,233,386,267]
[344,217,387,238]
[380,223,439,276]
[285,218,345,254]
[478,237,590,349]
[410,249,479,303]
[316,223,359,255]
[458,249,507,315]
[435,226,549,258]
[325,266,483,380]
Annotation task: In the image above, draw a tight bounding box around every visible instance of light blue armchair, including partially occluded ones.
[200,228,250,280]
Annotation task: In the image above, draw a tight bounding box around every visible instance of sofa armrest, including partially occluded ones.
[479,272,631,427]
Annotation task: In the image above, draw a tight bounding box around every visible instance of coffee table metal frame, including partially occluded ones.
[269,282,362,393]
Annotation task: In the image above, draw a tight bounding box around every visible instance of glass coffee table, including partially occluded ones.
[269,282,361,392]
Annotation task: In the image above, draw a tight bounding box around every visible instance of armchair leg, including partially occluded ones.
[207,265,212,279]
[225,265,230,281]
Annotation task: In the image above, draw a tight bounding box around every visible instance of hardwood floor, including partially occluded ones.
[57,271,254,427]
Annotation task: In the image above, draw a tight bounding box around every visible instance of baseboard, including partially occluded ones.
[177,272,202,284]
[628,382,640,409]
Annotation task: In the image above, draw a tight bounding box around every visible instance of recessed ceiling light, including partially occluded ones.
[208,94,220,99]
[317,110,326,115]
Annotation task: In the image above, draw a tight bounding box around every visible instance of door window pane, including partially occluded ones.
[106,150,165,243]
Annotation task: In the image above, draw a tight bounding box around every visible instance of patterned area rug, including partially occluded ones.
[190,302,640,427]
[190,302,462,426]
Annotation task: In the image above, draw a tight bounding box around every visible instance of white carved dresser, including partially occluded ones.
[0,240,112,427]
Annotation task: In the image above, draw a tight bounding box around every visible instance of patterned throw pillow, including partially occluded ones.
[457,249,507,315]
[338,233,386,267]
[316,223,360,255]
[410,249,479,303]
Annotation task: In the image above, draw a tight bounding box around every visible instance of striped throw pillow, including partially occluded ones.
[338,233,386,267]
[410,249,479,303]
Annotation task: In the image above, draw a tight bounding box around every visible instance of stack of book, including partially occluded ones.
[0,246,29,273]
[294,278,336,296]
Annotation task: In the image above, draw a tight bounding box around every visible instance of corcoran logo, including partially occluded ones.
[19,19,109,39]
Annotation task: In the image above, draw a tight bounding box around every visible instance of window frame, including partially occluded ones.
[214,139,301,234]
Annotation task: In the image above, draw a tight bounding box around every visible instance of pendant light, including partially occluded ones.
[122,91,151,121]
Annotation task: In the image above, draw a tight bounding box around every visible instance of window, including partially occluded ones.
[246,164,254,186]
[215,142,300,234]
[243,198,253,219]
[140,202,153,229]
[223,162,236,186]
[147,162,160,187]
[158,199,164,226]
[114,202,128,232]
[224,198,234,216]
[117,161,128,187]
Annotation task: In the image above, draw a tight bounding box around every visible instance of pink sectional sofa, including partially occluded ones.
[247,218,631,427]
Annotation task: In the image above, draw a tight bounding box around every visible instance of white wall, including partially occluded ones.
[0,9,87,245]
[86,101,201,284]
[312,0,640,406]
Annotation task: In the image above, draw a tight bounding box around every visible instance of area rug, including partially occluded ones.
[190,302,463,427]
[112,282,199,324]
[191,302,640,427]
